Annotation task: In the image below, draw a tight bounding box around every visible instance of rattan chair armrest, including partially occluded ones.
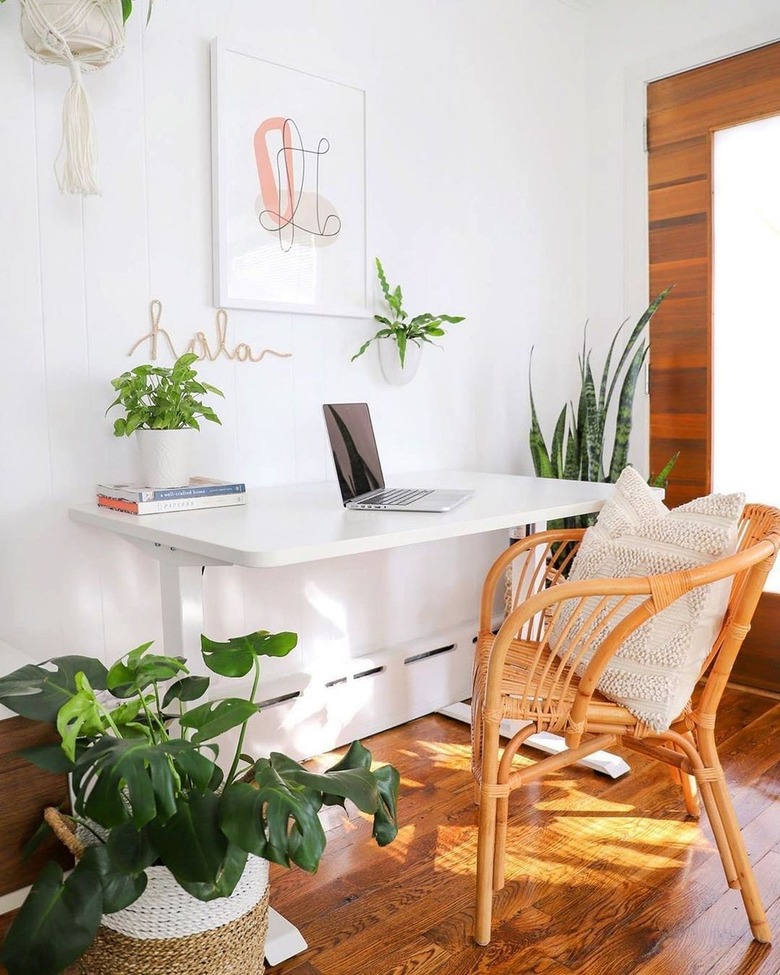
[478,528,585,631]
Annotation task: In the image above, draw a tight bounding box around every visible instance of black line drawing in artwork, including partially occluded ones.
[256,118,342,252]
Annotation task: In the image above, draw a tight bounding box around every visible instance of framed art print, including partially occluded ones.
[211,40,368,317]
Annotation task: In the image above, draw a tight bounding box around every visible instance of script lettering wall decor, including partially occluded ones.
[128,300,293,364]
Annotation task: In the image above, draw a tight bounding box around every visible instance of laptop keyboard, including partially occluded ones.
[365,488,433,506]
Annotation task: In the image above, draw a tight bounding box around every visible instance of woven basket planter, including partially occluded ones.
[76,860,270,975]
[47,810,270,975]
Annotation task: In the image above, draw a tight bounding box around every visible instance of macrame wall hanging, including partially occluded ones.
[19,0,127,195]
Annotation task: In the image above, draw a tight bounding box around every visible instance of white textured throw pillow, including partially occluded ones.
[552,466,744,731]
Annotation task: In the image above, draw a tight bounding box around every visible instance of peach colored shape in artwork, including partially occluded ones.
[254,116,295,229]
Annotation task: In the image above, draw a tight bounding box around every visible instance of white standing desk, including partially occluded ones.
[69,471,619,963]
[69,472,616,662]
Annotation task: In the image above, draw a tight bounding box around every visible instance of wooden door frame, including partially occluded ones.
[647,40,780,693]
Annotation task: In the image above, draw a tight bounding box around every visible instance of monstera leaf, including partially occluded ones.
[73,737,216,828]
[219,766,327,871]
[0,860,103,975]
[148,791,248,900]
[201,630,298,678]
[219,743,400,872]
[0,656,108,723]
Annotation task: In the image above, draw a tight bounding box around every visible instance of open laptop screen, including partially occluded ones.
[323,403,385,504]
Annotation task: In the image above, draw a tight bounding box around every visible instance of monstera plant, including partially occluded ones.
[0,630,400,975]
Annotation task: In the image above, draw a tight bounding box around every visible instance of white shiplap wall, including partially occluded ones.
[0,1,588,697]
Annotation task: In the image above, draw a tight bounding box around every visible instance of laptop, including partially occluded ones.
[322,403,473,512]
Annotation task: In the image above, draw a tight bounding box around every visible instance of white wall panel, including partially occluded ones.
[0,1,588,701]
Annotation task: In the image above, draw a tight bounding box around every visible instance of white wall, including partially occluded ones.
[583,0,780,475]
[0,1,588,686]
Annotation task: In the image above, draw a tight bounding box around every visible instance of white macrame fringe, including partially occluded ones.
[19,0,126,196]
[56,59,100,195]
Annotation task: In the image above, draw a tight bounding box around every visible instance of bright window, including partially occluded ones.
[713,116,780,592]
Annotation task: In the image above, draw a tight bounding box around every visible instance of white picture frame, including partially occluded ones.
[211,40,369,318]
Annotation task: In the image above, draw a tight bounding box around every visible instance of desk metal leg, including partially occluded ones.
[159,563,207,669]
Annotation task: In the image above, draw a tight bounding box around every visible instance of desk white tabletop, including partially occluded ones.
[69,472,617,569]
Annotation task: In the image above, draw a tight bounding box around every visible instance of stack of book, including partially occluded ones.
[96,476,247,515]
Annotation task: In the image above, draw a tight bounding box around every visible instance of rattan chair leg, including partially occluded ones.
[696,778,739,886]
[708,777,771,942]
[674,736,701,817]
[492,726,537,892]
[493,793,508,892]
[475,790,498,945]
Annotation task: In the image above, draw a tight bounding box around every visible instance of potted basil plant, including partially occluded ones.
[351,258,465,385]
[106,352,224,487]
[0,629,400,975]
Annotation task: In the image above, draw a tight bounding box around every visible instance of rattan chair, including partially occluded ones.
[471,503,780,946]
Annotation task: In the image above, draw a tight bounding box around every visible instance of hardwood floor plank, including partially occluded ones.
[261,700,779,975]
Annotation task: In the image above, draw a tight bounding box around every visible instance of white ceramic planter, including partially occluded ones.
[136,429,194,488]
[20,0,126,64]
[378,338,422,385]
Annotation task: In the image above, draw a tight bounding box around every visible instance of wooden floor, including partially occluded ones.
[266,686,780,975]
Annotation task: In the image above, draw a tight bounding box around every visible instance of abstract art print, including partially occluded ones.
[211,41,368,317]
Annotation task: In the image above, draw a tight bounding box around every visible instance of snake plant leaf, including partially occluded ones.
[161,674,210,708]
[650,450,680,488]
[528,348,553,478]
[605,286,672,414]
[608,342,649,482]
[550,405,568,479]
[178,699,259,745]
[201,630,298,678]
[580,355,600,481]
[598,316,629,417]
[562,411,580,481]
[0,656,108,724]
[149,791,248,901]
[0,860,103,975]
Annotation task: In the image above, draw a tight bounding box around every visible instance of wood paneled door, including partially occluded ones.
[647,41,780,692]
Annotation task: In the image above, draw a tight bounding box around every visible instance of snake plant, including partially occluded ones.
[529,287,678,491]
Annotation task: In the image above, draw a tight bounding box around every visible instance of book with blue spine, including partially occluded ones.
[96,476,246,503]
